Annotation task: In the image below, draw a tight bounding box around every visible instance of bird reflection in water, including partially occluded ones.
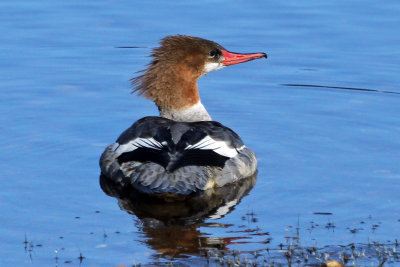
[99,173,257,258]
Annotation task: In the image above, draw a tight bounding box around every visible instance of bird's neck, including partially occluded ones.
[144,62,211,122]
[158,101,211,122]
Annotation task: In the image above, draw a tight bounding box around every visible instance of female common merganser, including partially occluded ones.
[100,35,267,197]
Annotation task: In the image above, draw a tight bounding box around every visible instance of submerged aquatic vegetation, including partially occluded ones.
[202,240,399,267]
[22,213,400,266]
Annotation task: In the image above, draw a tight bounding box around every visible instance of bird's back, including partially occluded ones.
[100,117,257,197]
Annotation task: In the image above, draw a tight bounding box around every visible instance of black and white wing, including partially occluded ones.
[100,117,256,195]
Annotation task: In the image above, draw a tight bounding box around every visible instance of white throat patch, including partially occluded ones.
[204,62,225,73]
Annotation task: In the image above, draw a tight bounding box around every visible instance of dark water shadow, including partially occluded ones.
[282,83,400,95]
[99,173,257,258]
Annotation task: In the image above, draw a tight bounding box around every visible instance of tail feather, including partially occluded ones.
[128,163,210,195]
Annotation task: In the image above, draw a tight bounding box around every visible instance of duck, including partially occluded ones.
[100,35,267,197]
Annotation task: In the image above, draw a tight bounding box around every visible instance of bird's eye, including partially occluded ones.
[209,49,220,59]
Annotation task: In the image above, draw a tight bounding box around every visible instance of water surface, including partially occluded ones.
[1,0,399,266]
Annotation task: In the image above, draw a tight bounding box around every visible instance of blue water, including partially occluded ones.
[1,0,400,266]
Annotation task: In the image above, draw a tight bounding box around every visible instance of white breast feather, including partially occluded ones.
[184,135,238,158]
[112,137,163,157]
